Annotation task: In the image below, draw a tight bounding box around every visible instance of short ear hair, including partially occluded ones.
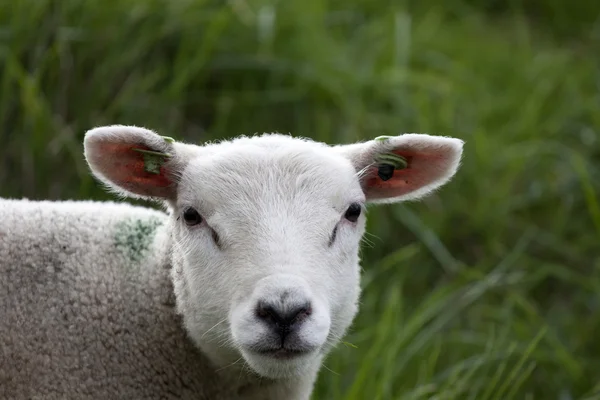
[84,125,188,200]
[335,134,464,203]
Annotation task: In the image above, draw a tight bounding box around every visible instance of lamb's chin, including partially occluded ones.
[242,349,320,379]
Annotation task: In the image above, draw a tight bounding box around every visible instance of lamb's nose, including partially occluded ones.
[255,300,312,341]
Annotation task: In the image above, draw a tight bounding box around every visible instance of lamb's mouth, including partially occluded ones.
[248,345,317,360]
[241,343,322,378]
[255,348,311,359]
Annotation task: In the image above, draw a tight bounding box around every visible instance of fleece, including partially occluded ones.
[0,199,277,400]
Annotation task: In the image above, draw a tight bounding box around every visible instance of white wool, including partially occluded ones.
[0,126,464,399]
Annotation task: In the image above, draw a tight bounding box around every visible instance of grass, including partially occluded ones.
[1,0,599,398]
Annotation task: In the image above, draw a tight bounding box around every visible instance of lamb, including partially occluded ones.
[0,125,464,400]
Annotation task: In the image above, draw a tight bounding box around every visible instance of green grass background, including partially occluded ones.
[1,0,599,398]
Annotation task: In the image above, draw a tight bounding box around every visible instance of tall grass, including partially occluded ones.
[1,0,599,398]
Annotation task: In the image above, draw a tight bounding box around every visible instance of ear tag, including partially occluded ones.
[375,153,407,181]
[161,135,175,143]
[374,135,393,142]
[132,148,172,174]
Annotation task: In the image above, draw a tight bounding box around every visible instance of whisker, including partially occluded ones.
[364,231,382,243]
[201,317,228,340]
[215,357,244,372]
[354,162,375,180]
[361,236,375,248]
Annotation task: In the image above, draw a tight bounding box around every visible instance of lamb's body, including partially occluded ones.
[0,199,268,399]
[0,126,464,400]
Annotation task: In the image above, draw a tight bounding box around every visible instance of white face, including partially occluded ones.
[84,125,463,381]
[172,137,366,378]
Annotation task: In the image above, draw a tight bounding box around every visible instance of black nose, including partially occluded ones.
[255,301,312,341]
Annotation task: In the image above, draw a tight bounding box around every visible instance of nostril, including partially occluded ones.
[255,303,280,326]
[256,306,268,319]
[292,304,312,324]
[255,303,278,321]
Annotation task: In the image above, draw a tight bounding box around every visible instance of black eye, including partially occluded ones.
[344,203,362,222]
[183,207,203,226]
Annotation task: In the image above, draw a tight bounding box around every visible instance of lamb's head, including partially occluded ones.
[83,126,463,380]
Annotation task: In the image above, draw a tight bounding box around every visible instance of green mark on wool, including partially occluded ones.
[374,135,393,142]
[114,217,163,263]
[161,135,175,143]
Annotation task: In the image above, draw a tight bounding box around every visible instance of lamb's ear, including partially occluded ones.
[84,125,186,200]
[335,134,464,203]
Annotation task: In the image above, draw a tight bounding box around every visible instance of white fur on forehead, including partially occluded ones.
[202,133,334,160]
[177,133,364,211]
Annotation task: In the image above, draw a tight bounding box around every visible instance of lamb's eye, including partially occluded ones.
[344,203,362,222]
[183,207,203,226]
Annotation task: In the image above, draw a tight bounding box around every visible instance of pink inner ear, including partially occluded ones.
[364,150,448,199]
[96,141,173,196]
